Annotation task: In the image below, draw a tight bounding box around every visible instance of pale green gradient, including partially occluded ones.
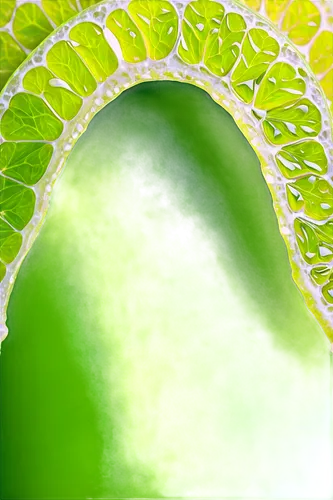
[1,82,332,498]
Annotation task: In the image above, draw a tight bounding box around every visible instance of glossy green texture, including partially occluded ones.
[47,41,97,97]
[128,0,178,60]
[178,0,225,64]
[231,28,280,103]
[1,83,331,499]
[13,3,53,50]
[0,0,15,27]
[263,98,322,145]
[0,32,25,90]
[311,265,333,285]
[287,176,333,220]
[255,62,306,110]
[70,22,118,82]
[23,66,82,120]
[310,31,333,75]
[1,93,63,141]
[41,0,78,26]
[295,218,333,265]
[275,140,328,179]
[106,9,147,63]
[0,176,35,231]
[0,142,53,186]
[0,0,332,335]
[80,0,101,8]
[0,218,22,264]
[282,0,320,46]
[205,13,246,76]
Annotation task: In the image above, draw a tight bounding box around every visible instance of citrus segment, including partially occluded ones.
[310,31,333,76]
[295,218,333,265]
[0,32,26,90]
[13,3,53,50]
[178,0,225,64]
[128,0,178,60]
[23,67,83,121]
[231,28,280,103]
[242,0,261,11]
[0,142,53,186]
[0,219,22,264]
[41,0,78,26]
[204,13,246,76]
[47,41,97,97]
[1,93,63,141]
[265,0,289,23]
[286,176,333,221]
[311,265,333,286]
[0,0,15,27]
[255,62,306,111]
[69,23,118,82]
[262,98,322,144]
[0,177,35,231]
[275,140,328,179]
[106,9,147,63]
[281,0,321,46]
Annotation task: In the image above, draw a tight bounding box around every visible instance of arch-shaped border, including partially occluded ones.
[0,0,332,343]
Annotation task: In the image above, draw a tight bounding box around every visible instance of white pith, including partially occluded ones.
[0,0,332,343]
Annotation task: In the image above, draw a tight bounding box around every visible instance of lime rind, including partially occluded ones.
[0,0,332,344]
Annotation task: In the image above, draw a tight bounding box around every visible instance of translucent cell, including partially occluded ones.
[295,218,333,265]
[255,62,306,111]
[231,28,280,103]
[0,142,53,186]
[0,0,15,27]
[0,32,26,90]
[205,13,246,77]
[41,0,78,26]
[275,140,328,179]
[310,31,333,76]
[106,9,147,63]
[242,0,261,11]
[265,0,289,23]
[286,176,333,220]
[0,176,35,231]
[323,281,333,304]
[23,66,82,121]
[282,0,321,46]
[0,218,22,265]
[1,93,63,141]
[311,265,332,285]
[128,0,178,60]
[13,3,53,50]
[178,0,225,64]
[47,41,97,97]
[262,98,321,145]
[70,22,118,82]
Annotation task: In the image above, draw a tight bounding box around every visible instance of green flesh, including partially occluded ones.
[1,83,331,498]
[0,0,332,342]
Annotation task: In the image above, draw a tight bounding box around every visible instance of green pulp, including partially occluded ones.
[0,82,331,499]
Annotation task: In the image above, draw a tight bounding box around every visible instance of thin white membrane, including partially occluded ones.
[0,0,332,343]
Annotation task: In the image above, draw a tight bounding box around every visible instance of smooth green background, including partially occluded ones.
[0,82,332,499]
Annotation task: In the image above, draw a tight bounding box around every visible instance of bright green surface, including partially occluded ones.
[0,83,332,498]
[1,1,332,326]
